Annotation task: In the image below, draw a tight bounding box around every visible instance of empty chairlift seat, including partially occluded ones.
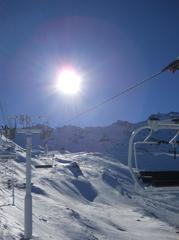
[138,171,179,187]
[128,116,179,191]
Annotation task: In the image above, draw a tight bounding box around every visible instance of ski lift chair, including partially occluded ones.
[128,116,179,192]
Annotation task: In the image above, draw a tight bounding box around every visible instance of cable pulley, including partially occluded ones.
[162,58,179,73]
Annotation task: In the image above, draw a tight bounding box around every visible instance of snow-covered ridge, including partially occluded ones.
[15,112,179,161]
[16,121,134,156]
[50,120,133,157]
[15,119,134,162]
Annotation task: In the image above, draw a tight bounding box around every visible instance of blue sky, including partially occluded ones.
[0,0,179,127]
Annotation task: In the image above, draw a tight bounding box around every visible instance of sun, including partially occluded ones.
[56,68,82,95]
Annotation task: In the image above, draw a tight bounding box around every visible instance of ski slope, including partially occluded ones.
[0,144,178,239]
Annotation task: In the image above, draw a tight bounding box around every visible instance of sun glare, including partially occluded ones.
[57,68,82,95]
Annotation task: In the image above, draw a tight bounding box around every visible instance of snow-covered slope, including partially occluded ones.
[1,113,179,239]
[0,145,179,239]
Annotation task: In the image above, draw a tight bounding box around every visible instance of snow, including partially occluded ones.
[0,113,179,239]
[0,149,178,239]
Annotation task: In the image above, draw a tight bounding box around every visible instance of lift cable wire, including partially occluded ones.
[59,58,179,126]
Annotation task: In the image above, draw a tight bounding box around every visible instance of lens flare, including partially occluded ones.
[57,69,82,95]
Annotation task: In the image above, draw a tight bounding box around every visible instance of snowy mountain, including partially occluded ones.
[15,112,179,162]
[0,113,179,239]
[15,120,133,163]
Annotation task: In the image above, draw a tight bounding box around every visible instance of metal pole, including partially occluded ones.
[17,127,41,239]
[45,141,48,155]
[12,158,15,206]
[24,133,32,239]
